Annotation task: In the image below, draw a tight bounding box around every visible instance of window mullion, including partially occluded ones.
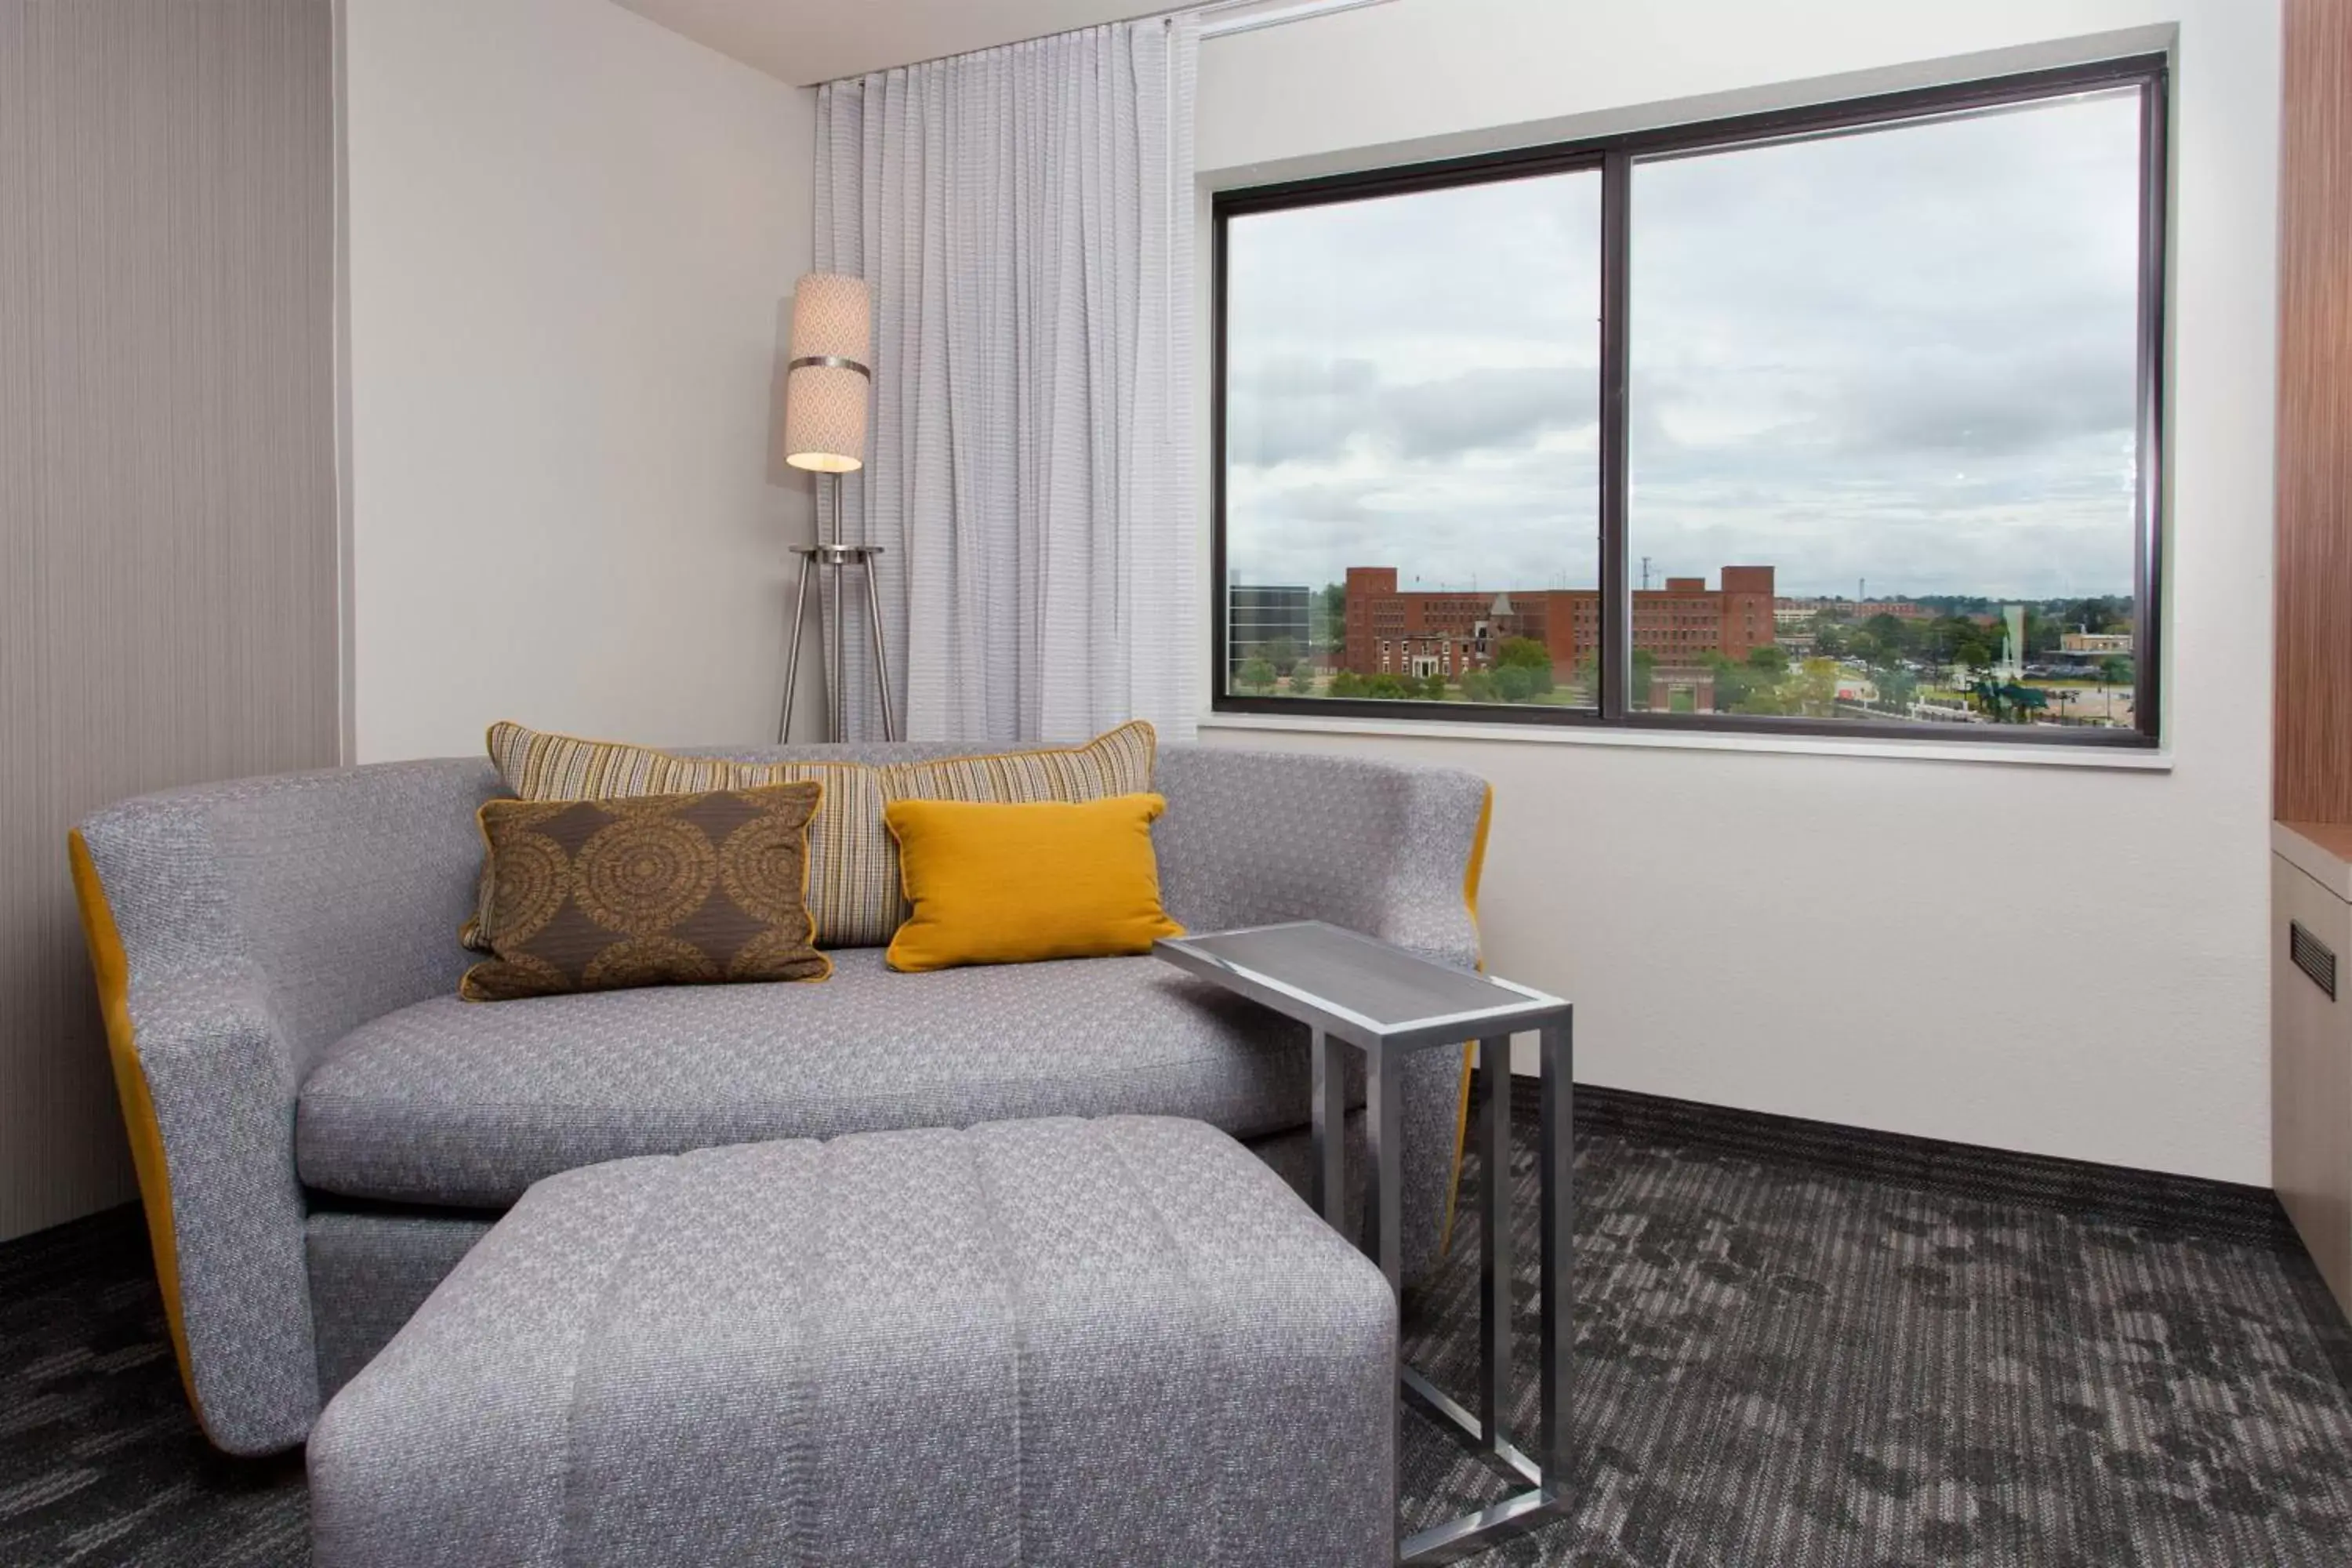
[1598,149,1634,724]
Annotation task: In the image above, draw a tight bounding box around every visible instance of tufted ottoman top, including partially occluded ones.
[307,1116,1397,1568]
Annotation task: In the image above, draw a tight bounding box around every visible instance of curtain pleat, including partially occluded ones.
[813,17,1200,745]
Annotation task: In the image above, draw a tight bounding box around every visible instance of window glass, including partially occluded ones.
[1626,91,2146,727]
[1223,171,1603,708]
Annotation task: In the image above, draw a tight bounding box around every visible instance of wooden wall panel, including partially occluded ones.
[0,1,339,1240]
[2277,0,2352,822]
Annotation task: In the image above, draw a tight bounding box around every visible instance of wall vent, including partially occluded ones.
[2292,920,2337,1000]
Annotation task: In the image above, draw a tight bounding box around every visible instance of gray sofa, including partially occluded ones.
[71,739,1493,1457]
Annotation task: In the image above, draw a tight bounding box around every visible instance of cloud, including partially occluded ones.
[1230,361,1597,466]
[1386,366,1598,457]
[1827,340,2135,459]
[1220,86,2149,601]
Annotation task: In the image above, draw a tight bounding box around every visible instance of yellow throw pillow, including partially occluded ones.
[873,719,1158,931]
[883,793,1183,972]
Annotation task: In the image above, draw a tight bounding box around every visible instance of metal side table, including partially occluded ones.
[1153,921,1575,1564]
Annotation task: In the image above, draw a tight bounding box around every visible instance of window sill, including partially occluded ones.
[1196,710,2173,771]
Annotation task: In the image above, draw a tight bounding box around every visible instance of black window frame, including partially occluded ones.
[1210,53,2169,750]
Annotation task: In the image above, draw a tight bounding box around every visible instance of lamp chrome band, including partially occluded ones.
[787,354,871,378]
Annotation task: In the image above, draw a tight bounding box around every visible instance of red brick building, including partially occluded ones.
[1343,564,1776,680]
[1774,596,1930,623]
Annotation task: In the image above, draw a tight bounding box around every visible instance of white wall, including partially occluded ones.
[344,0,819,762]
[1196,0,2281,1185]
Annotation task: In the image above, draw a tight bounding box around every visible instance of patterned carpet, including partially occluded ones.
[5,1083,2351,1566]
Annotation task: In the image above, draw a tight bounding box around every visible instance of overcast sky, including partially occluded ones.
[1224,89,2144,602]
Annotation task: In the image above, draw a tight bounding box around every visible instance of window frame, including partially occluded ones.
[1209,53,2170,750]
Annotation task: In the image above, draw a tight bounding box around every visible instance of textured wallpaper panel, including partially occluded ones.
[0,0,338,1240]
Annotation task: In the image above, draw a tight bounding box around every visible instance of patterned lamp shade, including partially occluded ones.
[783,272,872,474]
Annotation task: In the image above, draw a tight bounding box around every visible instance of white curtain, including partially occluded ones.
[814,16,1201,745]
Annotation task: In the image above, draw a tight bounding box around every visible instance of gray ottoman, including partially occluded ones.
[307,1116,1396,1567]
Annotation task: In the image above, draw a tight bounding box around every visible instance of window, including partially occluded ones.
[1221,170,1602,710]
[1213,56,2165,746]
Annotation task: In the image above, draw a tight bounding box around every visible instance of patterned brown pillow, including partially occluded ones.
[459,782,831,1002]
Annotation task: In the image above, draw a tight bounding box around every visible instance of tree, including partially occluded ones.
[1328,670,1366,699]
[2098,655,2133,688]
[1863,613,1912,659]
[1237,656,1276,693]
[2070,597,2129,636]
[1931,615,1998,675]
[1262,636,1300,676]
[1461,668,1501,703]
[1702,652,1755,713]
[1496,664,1540,702]
[1313,583,1347,652]
[1973,678,2049,724]
[1632,649,1657,706]
[1492,637,1555,695]
[1746,644,1791,675]
[1791,658,1839,717]
[2023,605,2063,659]
[1289,661,1319,695]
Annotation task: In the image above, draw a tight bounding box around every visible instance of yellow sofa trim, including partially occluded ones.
[68,828,205,1436]
[1437,782,1497,1257]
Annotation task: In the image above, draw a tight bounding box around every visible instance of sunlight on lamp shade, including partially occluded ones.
[784,272,871,474]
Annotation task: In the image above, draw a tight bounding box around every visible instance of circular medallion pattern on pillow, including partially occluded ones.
[719,814,813,927]
[483,830,568,946]
[583,936,720,991]
[575,816,718,933]
[726,927,828,982]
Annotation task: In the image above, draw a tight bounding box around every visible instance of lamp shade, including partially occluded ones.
[783,271,872,474]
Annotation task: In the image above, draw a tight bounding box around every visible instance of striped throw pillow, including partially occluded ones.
[466,720,1156,952]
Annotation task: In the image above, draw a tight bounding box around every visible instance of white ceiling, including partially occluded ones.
[612,0,1178,86]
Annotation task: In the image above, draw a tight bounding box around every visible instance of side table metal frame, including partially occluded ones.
[1154,924,1576,1564]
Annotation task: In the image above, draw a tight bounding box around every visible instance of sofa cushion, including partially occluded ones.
[296,949,1316,1207]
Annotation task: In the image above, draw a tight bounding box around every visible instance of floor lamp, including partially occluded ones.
[779,271,898,742]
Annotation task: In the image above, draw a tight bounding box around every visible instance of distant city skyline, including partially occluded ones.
[1228,564,2132,607]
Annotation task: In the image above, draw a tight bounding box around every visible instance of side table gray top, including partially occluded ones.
[1155,921,1566,1051]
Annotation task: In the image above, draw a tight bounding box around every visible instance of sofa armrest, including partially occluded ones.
[1347,766,1492,971]
[1154,745,1493,969]
[71,831,318,1455]
[69,757,495,1454]
[1154,746,1494,1279]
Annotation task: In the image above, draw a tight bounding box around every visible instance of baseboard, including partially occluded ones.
[1501,1074,2295,1249]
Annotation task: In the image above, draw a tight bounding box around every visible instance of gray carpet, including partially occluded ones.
[5,1083,2351,1566]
